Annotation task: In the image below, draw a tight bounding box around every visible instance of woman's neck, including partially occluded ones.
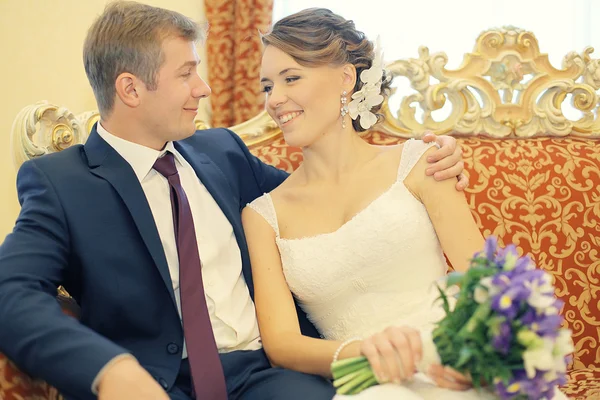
[300,129,377,183]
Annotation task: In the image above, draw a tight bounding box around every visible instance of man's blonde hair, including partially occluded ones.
[83,1,205,116]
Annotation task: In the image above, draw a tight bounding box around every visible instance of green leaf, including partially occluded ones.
[436,284,451,314]
[446,271,465,287]
[456,347,473,368]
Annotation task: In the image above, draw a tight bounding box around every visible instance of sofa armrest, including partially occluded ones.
[0,354,63,400]
[0,292,79,400]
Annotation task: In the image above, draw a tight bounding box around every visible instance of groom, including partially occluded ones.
[0,2,467,399]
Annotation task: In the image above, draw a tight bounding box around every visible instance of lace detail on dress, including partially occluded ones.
[397,139,439,182]
[246,194,280,236]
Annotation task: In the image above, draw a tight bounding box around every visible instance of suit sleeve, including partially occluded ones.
[225,129,289,198]
[0,160,129,399]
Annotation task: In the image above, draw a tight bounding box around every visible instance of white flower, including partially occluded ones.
[522,338,555,379]
[347,36,385,130]
[521,329,573,379]
[473,277,494,303]
[553,329,574,362]
[359,62,383,84]
[473,286,488,304]
[348,93,384,129]
[503,251,518,270]
[525,273,556,310]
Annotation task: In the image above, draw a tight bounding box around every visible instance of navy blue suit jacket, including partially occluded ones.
[0,127,319,399]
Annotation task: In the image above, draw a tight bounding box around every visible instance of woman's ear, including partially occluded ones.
[341,64,357,93]
[115,72,141,108]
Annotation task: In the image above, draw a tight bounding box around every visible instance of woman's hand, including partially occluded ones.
[427,364,473,390]
[359,326,422,384]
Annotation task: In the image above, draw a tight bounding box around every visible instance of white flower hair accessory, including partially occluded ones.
[348,37,385,130]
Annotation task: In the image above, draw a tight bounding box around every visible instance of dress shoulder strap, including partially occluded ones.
[397,139,439,181]
[246,193,280,236]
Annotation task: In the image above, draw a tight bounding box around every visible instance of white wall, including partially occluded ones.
[0,0,209,241]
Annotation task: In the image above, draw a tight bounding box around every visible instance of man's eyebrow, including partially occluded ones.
[177,60,200,70]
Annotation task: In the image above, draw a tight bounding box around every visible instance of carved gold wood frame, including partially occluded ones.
[11,28,600,169]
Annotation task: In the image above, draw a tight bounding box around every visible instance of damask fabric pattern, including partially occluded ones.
[0,356,61,400]
[205,0,273,128]
[563,368,600,399]
[248,133,600,398]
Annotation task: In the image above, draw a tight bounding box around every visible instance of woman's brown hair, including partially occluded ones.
[261,8,392,132]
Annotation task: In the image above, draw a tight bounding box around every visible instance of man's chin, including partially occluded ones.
[179,124,198,139]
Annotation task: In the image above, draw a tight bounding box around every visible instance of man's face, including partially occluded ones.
[138,37,211,146]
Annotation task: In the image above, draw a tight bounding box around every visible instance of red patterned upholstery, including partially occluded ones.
[249,132,600,398]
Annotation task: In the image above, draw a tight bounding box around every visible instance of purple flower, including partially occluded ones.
[484,236,498,261]
[497,369,556,400]
[495,244,518,266]
[520,370,555,399]
[510,268,545,285]
[531,315,563,338]
[492,320,512,355]
[491,286,530,319]
[491,273,512,291]
[513,254,533,274]
[495,379,519,399]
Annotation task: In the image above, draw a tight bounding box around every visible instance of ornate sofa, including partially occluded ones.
[3,28,599,399]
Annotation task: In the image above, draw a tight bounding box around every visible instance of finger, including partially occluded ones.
[392,327,422,371]
[360,340,388,383]
[434,377,472,391]
[425,148,461,176]
[455,173,469,191]
[432,161,464,182]
[442,366,472,385]
[422,131,435,143]
[425,142,454,165]
[384,331,411,382]
[372,334,402,383]
[428,365,472,390]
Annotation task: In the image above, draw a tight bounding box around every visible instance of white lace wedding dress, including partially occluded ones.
[248,140,566,400]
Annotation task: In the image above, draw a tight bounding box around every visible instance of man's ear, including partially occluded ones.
[115,73,141,108]
[341,64,357,93]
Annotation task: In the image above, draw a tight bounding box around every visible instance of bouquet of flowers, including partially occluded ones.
[330,237,574,399]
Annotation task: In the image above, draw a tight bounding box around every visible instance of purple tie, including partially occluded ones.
[153,152,227,399]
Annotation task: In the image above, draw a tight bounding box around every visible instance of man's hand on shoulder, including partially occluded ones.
[422,132,469,191]
[97,357,169,400]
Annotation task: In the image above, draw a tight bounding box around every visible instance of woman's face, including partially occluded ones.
[260,45,350,148]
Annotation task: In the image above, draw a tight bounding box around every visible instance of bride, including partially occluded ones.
[242,8,566,400]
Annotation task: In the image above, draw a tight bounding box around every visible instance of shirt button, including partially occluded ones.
[158,377,169,390]
[167,342,180,355]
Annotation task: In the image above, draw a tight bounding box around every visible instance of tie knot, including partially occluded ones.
[153,152,178,178]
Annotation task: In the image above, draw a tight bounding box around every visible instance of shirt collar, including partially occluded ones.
[96,122,184,183]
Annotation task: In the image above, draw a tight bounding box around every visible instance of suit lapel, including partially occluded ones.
[85,128,176,306]
[175,142,254,294]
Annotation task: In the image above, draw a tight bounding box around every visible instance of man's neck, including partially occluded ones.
[100,116,166,151]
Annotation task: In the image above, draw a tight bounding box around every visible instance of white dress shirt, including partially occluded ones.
[96,123,262,357]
